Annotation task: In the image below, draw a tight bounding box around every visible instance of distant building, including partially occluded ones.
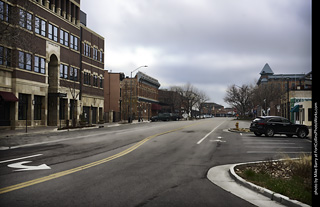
[158,89,184,115]
[256,63,311,125]
[257,63,311,90]
[199,102,235,117]
[0,0,104,129]
[201,102,223,115]
[104,71,124,122]
[121,72,160,121]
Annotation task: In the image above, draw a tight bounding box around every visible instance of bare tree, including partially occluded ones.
[170,83,209,117]
[195,89,210,114]
[224,84,253,117]
[251,82,285,114]
[65,81,80,127]
[0,1,37,54]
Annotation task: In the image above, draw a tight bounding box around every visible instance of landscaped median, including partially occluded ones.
[229,155,312,207]
[228,127,252,133]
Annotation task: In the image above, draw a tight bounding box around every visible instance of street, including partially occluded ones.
[0,118,311,206]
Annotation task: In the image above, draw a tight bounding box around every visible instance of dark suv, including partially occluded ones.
[150,113,181,122]
[250,116,309,138]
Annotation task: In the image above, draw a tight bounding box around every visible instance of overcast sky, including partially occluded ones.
[80,0,311,107]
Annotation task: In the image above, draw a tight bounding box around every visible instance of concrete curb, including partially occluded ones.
[229,161,311,207]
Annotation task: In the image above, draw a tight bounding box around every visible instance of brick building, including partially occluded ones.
[121,72,160,121]
[0,0,104,129]
[256,63,312,123]
[104,71,124,122]
[158,89,184,114]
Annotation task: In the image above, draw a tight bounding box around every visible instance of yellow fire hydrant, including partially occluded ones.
[235,122,239,129]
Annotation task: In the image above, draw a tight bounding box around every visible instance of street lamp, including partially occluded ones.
[129,65,148,123]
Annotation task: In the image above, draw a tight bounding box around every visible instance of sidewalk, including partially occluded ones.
[207,163,310,207]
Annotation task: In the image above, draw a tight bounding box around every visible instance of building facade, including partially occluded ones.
[256,63,312,124]
[0,0,104,129]
[104,71,124,122]
[158,89,184,114]
[121,72,160,121]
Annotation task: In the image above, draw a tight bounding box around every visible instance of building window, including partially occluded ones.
[26,12,32,30]
[68,67,78,81]
[41,18,46,36]
[74,37,78,50]
[0,46,11,66]
[40,57,45,74]
[35,16,40,34]
[19,51,31,70]
[18,93,28,120]
[93,48,98,60]
[1,1,11,23]
[53,26,58,42]
[64,65,68,78]
[35,16,46,37]
[34,95,42,120]
[84,72,91,85]
[74,68,78,81]
[34,56,39,72]
[60,64,68,79]
[19,9,32,30]
[60,64,63,78]
[70,66,74,80]
[83,43,91,57]
[48,24,53,40]
[70,35,74,49]
[70,35,78,51]
[60,29,64,44]
[34,56,45,74]
[99,51,103,62]
[64,31,69,46]
[60,29,69,46]
[93,75,98,87]
[0,1,4,21]
[100,77,103,88]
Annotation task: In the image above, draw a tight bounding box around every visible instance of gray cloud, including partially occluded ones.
[81,0,311,106]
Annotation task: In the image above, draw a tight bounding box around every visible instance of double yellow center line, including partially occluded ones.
[0,122,202,194]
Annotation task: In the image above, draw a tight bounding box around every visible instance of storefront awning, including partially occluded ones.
[0,91,19,102]
[138,96,159,104]
[290,105,300,112]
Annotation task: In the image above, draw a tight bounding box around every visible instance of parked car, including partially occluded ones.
[150,113,180,122]
[250,116,309,138]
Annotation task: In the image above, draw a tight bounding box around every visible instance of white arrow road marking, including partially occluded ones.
[8,161,51,171]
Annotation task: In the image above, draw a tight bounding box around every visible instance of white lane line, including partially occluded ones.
[197,121,225,145]
[0,154,43,164]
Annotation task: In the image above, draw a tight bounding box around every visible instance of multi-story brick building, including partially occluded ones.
[0,0,104,129]
[121,72,160,121]
[256,63,311,123]
[104,70,124,122]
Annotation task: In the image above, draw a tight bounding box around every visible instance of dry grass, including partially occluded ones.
[236,154,312,205]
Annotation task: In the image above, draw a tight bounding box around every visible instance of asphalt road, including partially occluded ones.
[0,118,311,206]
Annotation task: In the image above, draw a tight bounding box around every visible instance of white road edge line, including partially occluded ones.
[197,121,225,145]
[0,154,43,164]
